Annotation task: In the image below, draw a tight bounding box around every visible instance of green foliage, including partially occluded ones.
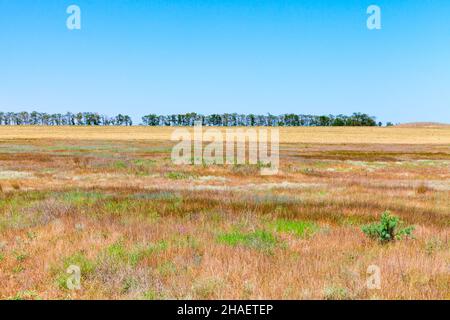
[362,211,414,243]
[157,261,177,276]
[132,159,156,174]
[106,241,128,261]
[323,286,349,300]
[56,251,95,289]
[104,240,168,267]
[61,191,108,206]
[65,252,95,271]
[104,199,135,215]
[192,277,222,299]
[142,289,160,300]
[165,171,195,180]
[217,230,278,253]
[15,251,28,262]
[9,290,41,300]
[12,265,25,273]
[133,159,156,167]
[129,241,168,267]
[1,110,381,127]
[121,276,140,294]
[113,160,128,169]
[272,219,318,238]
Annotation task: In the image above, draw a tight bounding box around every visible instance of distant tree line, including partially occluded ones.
[0,112,132,126]
[142,112,380,126]
[0,111,383,126]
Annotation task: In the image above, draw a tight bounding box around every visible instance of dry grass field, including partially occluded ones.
[0,126,448,300]
[0,125,449,144]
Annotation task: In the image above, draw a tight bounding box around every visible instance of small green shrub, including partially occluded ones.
[362,211,414,243]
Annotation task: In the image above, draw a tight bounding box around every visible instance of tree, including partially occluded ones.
[1,111,382,127]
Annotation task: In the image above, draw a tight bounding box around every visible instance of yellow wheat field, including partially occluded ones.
[0,125,449,144]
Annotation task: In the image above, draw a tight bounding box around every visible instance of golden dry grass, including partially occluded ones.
[0,125,449,144]
[0,126,448,300]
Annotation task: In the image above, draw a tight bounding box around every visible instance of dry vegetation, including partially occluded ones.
[0,125,449,144]
[0,126,448,300]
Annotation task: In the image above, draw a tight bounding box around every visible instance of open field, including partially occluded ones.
[0,126,448,299]
[0,125,450,144]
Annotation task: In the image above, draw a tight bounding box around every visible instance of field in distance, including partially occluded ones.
[0,125,449,144]
[0,125,448,299]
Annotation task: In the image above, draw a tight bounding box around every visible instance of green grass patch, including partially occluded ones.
[8,290,41,300]
[15,251,28,262]
[133,159,157,167]
[141,289,161,300]
[104,240,168,267]
[129,241,168,267]
[104,199,136,215]
[271,219,319,238]
[340,215,372,226]
[112,160,128,169]
[63,252,95,274]
[55,251,95,290]
[165,171,196,180]
[157,261,177,276]
[170,235,199,249]
[59,191,109,206]
[217,230,278,253]
[132,192,182,202]
[54,240,168,290]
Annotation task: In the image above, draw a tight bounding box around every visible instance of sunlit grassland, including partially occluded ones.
[0,125,450,144]
[0,126,448,299]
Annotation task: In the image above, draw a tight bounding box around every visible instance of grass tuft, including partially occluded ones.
[271,219,319,238]
[217,230,278,253]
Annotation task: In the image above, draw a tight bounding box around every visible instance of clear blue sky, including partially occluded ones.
[1,0,449,124]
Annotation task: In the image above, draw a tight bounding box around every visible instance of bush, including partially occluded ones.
[362,211,414,243]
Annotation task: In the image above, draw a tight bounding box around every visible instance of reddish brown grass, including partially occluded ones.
[0,128,448,300]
